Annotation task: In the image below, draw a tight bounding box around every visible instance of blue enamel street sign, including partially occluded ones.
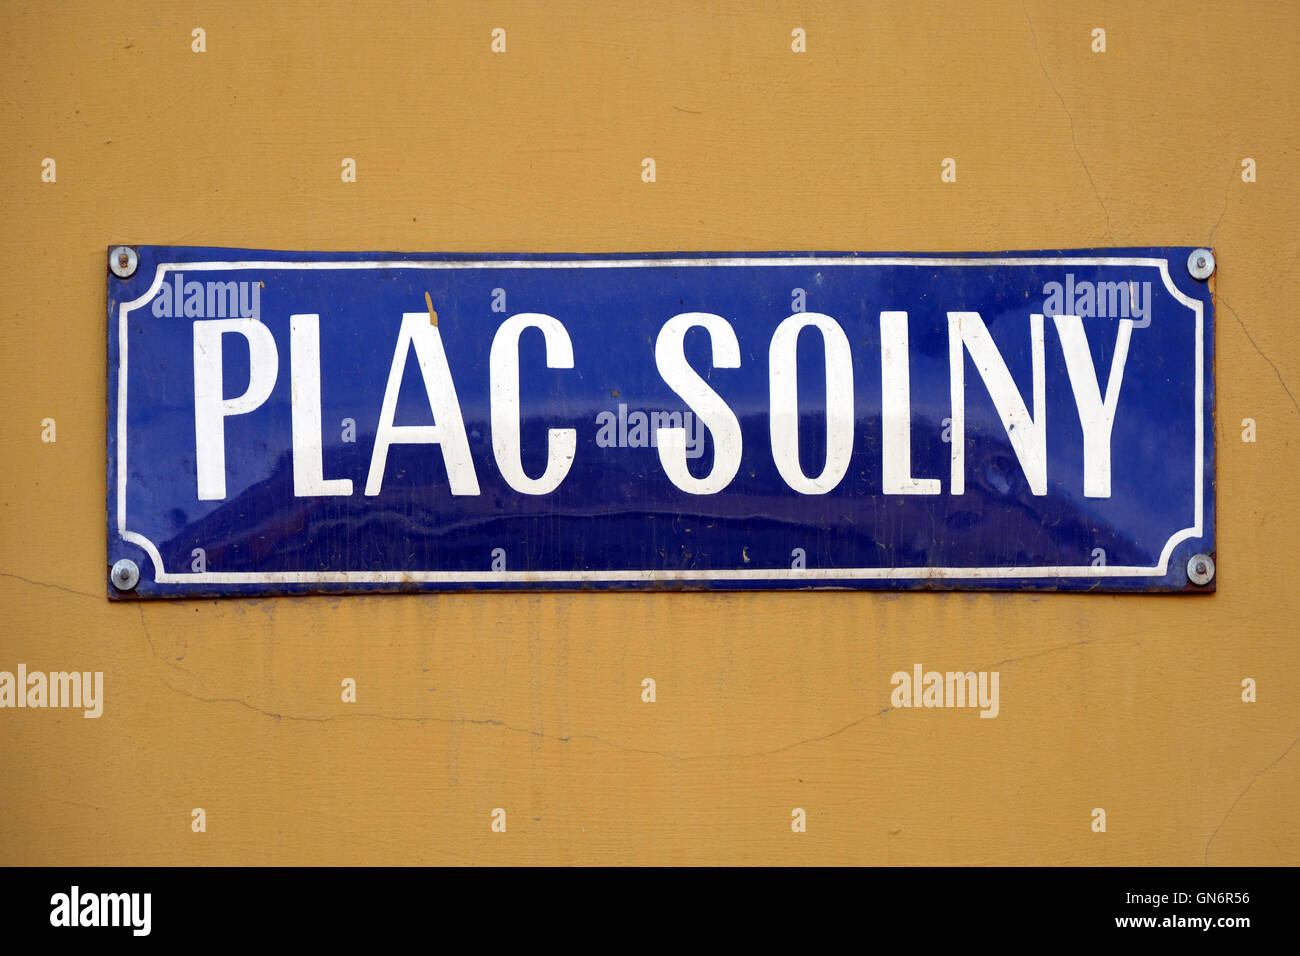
[106,247,1215,598]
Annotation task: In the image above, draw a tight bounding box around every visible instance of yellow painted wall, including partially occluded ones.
[1,0,1296,865]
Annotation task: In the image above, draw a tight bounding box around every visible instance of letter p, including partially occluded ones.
[194,319,278,500]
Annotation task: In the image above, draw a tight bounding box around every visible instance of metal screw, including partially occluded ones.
[1187,248,1215,281]
[111,558,140,591]
[1186,553,1215,586]
[109,246,138,278]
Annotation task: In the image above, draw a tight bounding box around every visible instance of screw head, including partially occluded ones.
[111,558,140,591]
[1187,248,1215,281]
[109,246,138,278]
[1186,553,1215,586]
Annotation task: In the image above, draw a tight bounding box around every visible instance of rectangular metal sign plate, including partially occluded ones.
[107,247,1215,597]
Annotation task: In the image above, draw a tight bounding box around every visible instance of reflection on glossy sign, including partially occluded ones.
[107,248,1215,597]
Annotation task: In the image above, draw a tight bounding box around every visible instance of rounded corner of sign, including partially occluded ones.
[114,530,167,587]
[117,263,172,315]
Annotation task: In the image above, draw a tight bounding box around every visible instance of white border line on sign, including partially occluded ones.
[116,256,1205,585]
